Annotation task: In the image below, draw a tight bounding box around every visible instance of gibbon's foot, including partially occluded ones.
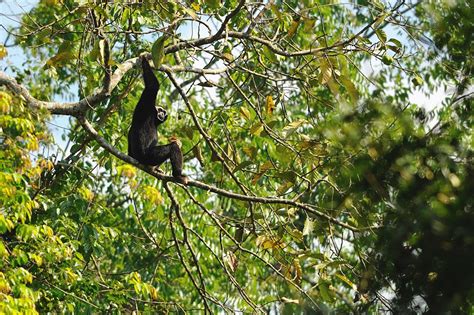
[169,136,182,149]
[174,175,188,185]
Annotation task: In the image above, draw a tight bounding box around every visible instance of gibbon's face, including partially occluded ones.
[156,106,168,122]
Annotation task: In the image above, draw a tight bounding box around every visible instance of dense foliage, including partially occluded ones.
[0,0,472,313]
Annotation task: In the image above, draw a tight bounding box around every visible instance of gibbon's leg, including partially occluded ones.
[146,142,187,183]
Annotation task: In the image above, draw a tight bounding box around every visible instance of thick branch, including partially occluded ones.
[0,57,134,115]
[0,60,226,116]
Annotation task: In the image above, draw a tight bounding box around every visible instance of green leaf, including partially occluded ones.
[303,18,316,32]
[234,160,254,172]
[388,38,402,47]
[381,54,394,65]
[319,282,333,302]
[262,46,277,63]
[206,0,220,9]
[250,122,264,136]
[375,29,387,43]
[271,4,282,20]
[87,40,100,61]
[412,75,423,87]
[373,13,389,28]
[121,8,130,25]
[151,36,167,68]
[339,75,359,101]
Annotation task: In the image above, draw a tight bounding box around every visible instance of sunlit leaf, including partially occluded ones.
[375,29,387,43]
[206,0,220,9]
[250,122,264,136]
[319,282,333,302]
[271,4,282,20]
[266,95,276,116]
[151,36,167,68]
[302,218,314,236]
[336,273,357,290]
[412,75,423,87]
[240,106,251,120]
[182,6,197,19]
[0,45,7,59]
[339,75,359,101]
[381,54,393,65]
[303,18,316,32]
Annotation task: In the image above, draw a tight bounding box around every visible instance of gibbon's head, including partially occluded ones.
[156,106,168,122]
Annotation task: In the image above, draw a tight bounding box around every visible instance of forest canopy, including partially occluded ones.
[0,0,472,313]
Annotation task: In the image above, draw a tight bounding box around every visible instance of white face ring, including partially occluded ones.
[156,107,167,122]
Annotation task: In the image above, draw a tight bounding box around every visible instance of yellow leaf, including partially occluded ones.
[149,286,159,300]
[256,235,282,249]
[142,185,163,205]
[0,45,7,59]
[78,187,94,202]
[0,91,12,113]
[266,95,276,116]
[222,52,234,62]
[281,297,299,304]
[45,51,75,67]
[336,273,357,290]
[283,119,306,137]
[302,217,314,236]
[117,164,136,178]
[26,138,39,151]
[293,258,302,283]
[240,106,251,120]
[183,6,197,19]
[191,2,200,11]
[0,241,9,258]
[320,59,332,84]
[98,39,109,66]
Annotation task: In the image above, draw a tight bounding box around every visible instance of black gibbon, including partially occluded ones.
[128,56,188,184]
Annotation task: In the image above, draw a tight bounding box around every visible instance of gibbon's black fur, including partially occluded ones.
[128,56,187,184]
